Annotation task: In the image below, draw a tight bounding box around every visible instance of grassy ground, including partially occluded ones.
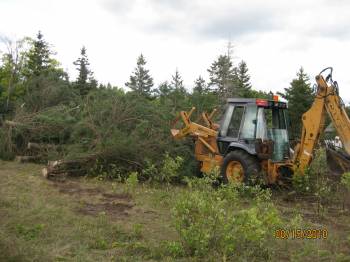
[0,161,350,261]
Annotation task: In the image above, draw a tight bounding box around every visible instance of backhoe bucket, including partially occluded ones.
[326,147,350,175]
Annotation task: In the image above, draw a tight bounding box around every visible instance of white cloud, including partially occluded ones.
[1,0,350,102]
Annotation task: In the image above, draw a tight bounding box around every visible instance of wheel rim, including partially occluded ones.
[226,161,244,183]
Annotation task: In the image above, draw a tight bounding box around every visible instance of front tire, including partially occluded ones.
[221,150,260,184]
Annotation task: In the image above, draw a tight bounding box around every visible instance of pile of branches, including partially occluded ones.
[1,89,186,179]
[15,142,60,163]
[1,105,77,162]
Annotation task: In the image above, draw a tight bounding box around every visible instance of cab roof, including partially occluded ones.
[226,98,287,108]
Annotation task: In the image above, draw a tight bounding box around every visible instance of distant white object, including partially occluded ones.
[334,136,343,149]
[324,137,343,150]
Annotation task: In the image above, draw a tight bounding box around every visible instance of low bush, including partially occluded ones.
[125,172,139,193]
[139,153,185,184]
[172,181,282,260]
[293,148,330,197]
[159,153,184,184]
[341,172,350,190]
[341,172,350,209]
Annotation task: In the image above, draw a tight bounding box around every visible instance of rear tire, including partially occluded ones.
[221,150,260,184]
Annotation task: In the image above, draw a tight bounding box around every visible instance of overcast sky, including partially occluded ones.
[1,0,350,101]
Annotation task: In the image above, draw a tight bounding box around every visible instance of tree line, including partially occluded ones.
[0,32,276,113]
[0,31,315,175]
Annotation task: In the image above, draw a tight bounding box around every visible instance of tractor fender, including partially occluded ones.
[226,142,256,156]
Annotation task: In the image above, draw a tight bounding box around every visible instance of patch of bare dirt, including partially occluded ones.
[49,180,138,218]
[51,181,103,196]
[102,192,132,201]
[78,201,134,217]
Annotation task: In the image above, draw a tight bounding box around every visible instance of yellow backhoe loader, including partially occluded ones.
[171,67,350,184]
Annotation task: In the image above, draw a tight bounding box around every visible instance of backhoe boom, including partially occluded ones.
[294,69,350,172]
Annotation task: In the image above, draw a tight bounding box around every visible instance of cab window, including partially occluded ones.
[220,105,244,138]
[227,106,244,138]
[240,105,257,139]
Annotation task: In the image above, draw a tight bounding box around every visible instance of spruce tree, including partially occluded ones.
[156,81,172,105]
[171,69,186,93]
[193,76,206,94]
[125,54,153,97]
[279,67,314,138]
[24,31,53,77]
[207,55,237,100]
[73,46,96,96]
[157,81,172,97]
[236,60,252,97]
[168,69,187,112]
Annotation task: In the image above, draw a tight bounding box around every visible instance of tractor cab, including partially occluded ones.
[217,98,291,162]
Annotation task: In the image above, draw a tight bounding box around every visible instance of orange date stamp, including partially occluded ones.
[275,228,328,239]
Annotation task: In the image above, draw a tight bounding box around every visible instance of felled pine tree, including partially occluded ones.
[125,54,154,98]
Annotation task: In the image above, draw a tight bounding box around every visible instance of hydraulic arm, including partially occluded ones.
[293,68,350,172]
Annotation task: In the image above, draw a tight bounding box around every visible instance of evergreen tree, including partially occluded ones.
[73,46,96,96]
[207,55,237,100]
[171,69,186,93]
[190,76,217,119]
[157,81,172,97]
[278,67,314,138]
[236,60,252,97]
[125,54,153,97]
[73,46,97,96]
[168,69,187,113]
[155,81,172,105]
[24,31,53,77]
[193,76,206,94]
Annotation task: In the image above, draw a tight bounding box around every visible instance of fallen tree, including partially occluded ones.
[2,89,197,180]
[42,157,95,179]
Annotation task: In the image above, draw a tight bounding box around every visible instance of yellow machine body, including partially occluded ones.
[171,69,350,183]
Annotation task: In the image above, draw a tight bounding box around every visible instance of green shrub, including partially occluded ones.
[141,159,159,181]
[341,172,350,191]
[131,223,143,239]
[309,149,331,203]
[341,172,350,210]
[292,148,331,215]
[88,159,124,181]
[15,223,45,241]
[172,183,281,260]
[154,241,185,258]
[292,169,312,194]
[158,153,183,184]
[293,148,330,197]
[125,172,139,193]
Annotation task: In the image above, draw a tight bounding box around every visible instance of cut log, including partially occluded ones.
[27,142,57,151]
[15,155,41,163]
[42,156,97,179]
[41,167,49,178]
[42,152,136,180]
[4,120,24,127]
